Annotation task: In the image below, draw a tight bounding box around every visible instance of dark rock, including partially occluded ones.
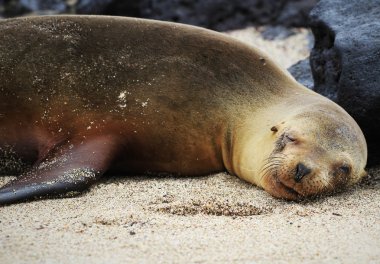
[76,0,113,14]
[1,0,318,30]
[0,2,3,18]
[138,0,318,31]
[0,0,113,16]
[102,0,141,17]
[1,0,30,17]
[277,0,317,27]
[308,0,380,165]
[288,58,314,89]
[19,0,67,13]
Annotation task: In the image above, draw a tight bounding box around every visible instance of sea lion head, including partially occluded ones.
[237,104,367,200]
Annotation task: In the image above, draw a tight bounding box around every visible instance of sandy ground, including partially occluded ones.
[1,26,379,264]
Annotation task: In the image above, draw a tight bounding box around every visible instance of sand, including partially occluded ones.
[1,26,379,264]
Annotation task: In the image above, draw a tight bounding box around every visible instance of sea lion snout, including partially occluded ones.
[255,117,367,200]
[294,162,312,183]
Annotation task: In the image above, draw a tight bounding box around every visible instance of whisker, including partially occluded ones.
[261,167,276,182]
[258,153,287,182]
[239,165,255,172]
[260,164,281,176]
[261,162,281,170]
[260,165,280,181]
[263,156,285,162]
[261,158,284,169]
[319,175,334,191]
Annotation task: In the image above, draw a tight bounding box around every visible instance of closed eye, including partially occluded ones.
[274,133,297,152]
[332,164,352,178]
[285,134,296,142]
[338,165,351,175]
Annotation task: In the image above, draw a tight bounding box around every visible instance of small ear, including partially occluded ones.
[360,170,368,178]
[270,126,278,132]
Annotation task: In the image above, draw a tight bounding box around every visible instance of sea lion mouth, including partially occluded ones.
[274,175,302,200]
[260,154,298,199]
[277,180,299,196]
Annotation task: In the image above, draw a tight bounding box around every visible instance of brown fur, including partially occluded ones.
[0,16,367,204]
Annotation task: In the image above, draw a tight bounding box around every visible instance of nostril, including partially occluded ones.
[295,163,312,183]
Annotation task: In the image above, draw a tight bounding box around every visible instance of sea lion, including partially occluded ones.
[0,15,367,205]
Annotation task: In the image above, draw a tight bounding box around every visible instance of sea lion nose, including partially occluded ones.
[294,163,312,183]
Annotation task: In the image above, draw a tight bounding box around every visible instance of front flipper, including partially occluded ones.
[0,135,121,205]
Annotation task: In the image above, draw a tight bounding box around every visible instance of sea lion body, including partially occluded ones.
[0,16,367,204]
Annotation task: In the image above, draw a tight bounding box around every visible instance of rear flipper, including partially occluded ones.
[0,135,121,205]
